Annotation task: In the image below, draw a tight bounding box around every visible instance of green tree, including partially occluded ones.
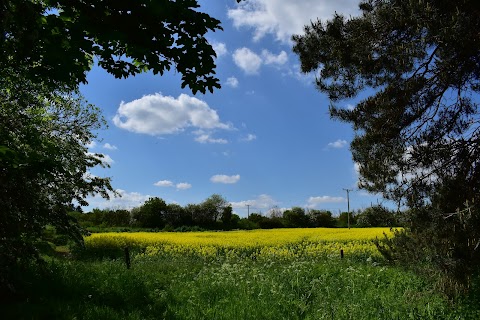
[133,197,167,228]
[89,208,107,226]
[293,0,480,208]
[0,0,239,94]
[185,203,204,227]
[293,0,480,289]
[308,209,335,228]
[259,217,285,229]
[238,218,258,230]
[336,212,357,228]
[221,205,233,229]
[103,209,131,227]
[356,205,396,227]
[1,0,243,293]
[165,203,191,228]
[283,207,308,228]
[230,213,240,229]
[200,194,229,224]
[0,74,112,290]
[247,213,264,225]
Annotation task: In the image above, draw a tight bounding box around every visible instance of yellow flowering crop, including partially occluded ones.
[85,228,394,260]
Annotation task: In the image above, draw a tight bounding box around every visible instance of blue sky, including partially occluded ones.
[81,0,390,217]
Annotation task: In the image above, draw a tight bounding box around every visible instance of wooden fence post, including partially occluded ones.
[124,246,131,269]
[340,249,344,259]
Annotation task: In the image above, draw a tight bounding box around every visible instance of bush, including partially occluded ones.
[173,226,206,232]
[375,203,480,296]
[237,219,259,230]
[357,205,397,227]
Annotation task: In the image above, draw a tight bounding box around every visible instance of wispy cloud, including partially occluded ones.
[241,133,257,142]
[154,180,174,187]
[228,0,360,43]
[230,194,278,210]
[87,189,150,210]
[153,179,192,190]
[176,182,192,190]
[210,174,241,184]
[233,47,263,74]
[194,132,228,144]
[225,76,239,88]
[306,195,345,208]
[262,49,288,65]
[103,143,118,150]
[86,141,97,149]
[88,152,114,165]
[233,47,288,74]
[327,139,348,149]
[212,41,227,57]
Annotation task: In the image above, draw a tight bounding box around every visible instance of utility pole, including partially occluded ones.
[343,188,352,229]
[246,204,250,219]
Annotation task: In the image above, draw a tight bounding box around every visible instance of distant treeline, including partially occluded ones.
[71,194,399,231]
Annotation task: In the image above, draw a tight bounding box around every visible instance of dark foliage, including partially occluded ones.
[293,0,480,206]
[0,0,231,94]
[308,209,336,227]
[356,205,397,227]
[0,71,112,293]
[293,0,480,291]
[376,204,480,294]
[283,207,308,228]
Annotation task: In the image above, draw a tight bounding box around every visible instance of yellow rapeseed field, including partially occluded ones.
[85,228,394,260]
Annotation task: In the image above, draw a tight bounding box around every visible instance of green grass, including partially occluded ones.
[4,252,479,319]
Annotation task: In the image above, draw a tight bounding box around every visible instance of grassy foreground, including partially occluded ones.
[3,228,480,319]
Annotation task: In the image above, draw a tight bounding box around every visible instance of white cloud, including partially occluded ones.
[233,47,263,74]
[307,196,345,208]
[154,180,174,187]
[83,171,98,181]
[154,179,193,190]
[212,41,227,57]
[87,189,150,210]
[103,143,118,150]
[228,0,360,43]
[225,76,239,88]
[194,133,228,144]
[210,174,241,184]
[282,63,317,84]
[233,48,289,74]
[354,162,360,176]
[241,134,257,142]
[327,139,348,149]
[261,49,288,65]
[230,194,278,210]
[88,152,114,165]
[266,206,287,217]
[176,182,192,190]
[86,140,97,149]
[113,93,230,137]
[101,154,115,165]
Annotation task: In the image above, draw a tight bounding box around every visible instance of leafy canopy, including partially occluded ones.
[0,69,113,288]
[1,0,234,94]
[293,0,480,291]
[1,0,245,293]
[293,0,480,209]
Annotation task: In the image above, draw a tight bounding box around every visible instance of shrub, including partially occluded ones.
[375,203,480,296]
